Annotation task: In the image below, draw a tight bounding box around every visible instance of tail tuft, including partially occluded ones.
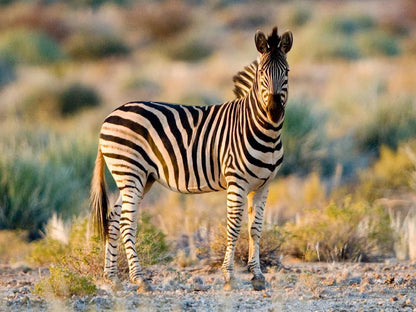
[90,146,108,240]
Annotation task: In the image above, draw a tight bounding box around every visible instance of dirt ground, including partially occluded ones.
[1,259,416,312]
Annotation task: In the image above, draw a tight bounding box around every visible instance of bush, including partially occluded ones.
[281,197,393,261]
[325,15,375,36]
[118,212,171,273]
[297,13,402,60]
[21,82,101,119]
[0,130,97,238]
[0,157,80,239]
[281,99,329,176]
[33,266,97,298]
[0,29,64,64]
[29,213,170,281]
[64,32,129,60]
[357,31,401,57]
[282,6,312,27]
[69,0,129,8]
[354,96,416,154]
[58,83,101,116]
[359,141,416,201]
[0,56,15,88]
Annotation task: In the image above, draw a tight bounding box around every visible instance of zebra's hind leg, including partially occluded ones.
[119,186,153,292]
[104,195,122,290]
[247,187,269,291]
[221,185,247,290]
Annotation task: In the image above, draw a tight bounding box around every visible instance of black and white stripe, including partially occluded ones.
[90,27,293,291]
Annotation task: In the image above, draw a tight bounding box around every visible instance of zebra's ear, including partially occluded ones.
[280,31,293,54]
[255,30,268,54]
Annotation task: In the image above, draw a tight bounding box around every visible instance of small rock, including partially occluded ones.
[191,278,209,292]
[384,274,395,284]
[390,296,398,302]
[348,276,362,285]
[396,277,405,285]
[262,291,272,298]
[90,297,112,309]
[192,276,203,285]
[407,278,416,287]
[73,298,86,311]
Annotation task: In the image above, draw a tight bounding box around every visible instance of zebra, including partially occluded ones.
[90,26,293,292]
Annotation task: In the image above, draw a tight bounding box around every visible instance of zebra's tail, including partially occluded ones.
[90,146,108,240]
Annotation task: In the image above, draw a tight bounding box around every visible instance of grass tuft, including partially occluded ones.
[33,266,97,298]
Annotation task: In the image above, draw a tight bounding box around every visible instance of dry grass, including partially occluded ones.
[209,224,283,271]
[0,230,32,263]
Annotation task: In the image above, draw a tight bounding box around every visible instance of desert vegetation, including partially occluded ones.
[0,0,415,309]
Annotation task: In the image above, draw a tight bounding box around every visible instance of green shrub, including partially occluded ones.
[281,99,329,176]
[357,31,401,57]
[29,214,170,281]
[33,266,97,298]
[325,15,375,35]
[69,0,129,8]
[21,82,101,119]
[354,96,416,154]
[118,212,171,272]
[0,29,64,64]
[58,83,101,116]
[0,130,97,238]
[298,14,402,60]
[0,56,15,87]
[282,197,393,261]
[0,157,80,239]
[283,6,311,27]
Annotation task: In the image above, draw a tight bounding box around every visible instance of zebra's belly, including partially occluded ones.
[155,173,227,194]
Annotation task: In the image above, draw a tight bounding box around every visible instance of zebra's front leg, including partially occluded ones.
[222,186,247,290]
[119,187,152,292]
[247,187,269,291]
[104,195,122,290]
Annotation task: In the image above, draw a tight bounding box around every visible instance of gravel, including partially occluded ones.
[1,261,416,311]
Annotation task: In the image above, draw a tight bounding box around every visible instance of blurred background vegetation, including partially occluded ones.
[0,0,415,276]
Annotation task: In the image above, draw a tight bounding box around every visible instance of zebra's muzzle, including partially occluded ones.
[266,94,285,123]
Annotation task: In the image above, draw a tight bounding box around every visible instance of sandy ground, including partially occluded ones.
[1,260,416,311]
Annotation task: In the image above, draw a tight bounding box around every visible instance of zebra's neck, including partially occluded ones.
[245,80,283,141]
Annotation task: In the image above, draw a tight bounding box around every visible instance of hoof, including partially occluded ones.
[135,279,154,293]
[223,279,239,291]
[104,275,123,291]
[251,276,266,291]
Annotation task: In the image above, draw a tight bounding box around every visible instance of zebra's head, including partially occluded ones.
[255,27,293,123]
